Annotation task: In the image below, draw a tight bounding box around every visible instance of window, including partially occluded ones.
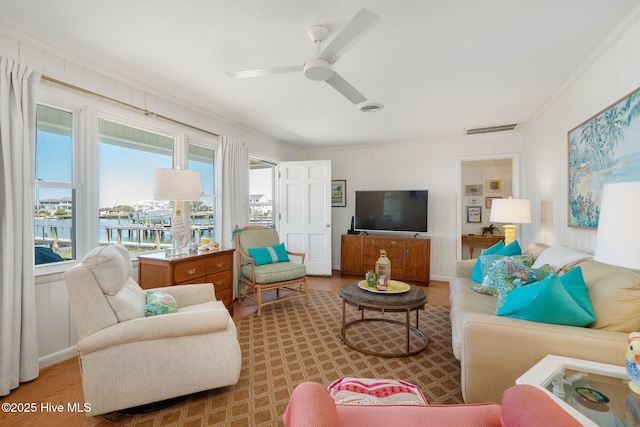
[35,105,77,265]
[249,159,275,227]
[188,144,215,243]
[98,118,174,253]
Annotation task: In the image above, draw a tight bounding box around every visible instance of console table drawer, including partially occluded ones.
[204,270,232,292]
[174,259,208,283]
[206,252,233,275]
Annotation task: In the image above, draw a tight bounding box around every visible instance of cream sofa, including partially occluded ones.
[64,245,242,416]
[450,243,640,404]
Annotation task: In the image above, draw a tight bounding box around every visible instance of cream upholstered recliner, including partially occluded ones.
[63,244,241,416]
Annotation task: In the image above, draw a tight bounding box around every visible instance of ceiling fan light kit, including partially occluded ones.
[227,8,381,105]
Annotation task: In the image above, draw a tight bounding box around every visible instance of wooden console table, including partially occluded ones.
[137,249,234,315]
[462,234,504,258]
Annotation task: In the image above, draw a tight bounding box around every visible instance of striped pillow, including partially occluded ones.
[327,377,429,406]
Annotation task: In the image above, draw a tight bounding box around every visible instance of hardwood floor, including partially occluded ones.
[0,272,449,427]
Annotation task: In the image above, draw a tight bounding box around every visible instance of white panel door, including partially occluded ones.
[278,160,331,276]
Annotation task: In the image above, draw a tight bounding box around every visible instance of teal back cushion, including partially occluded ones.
[248,243,290,266]
[496,266,595,326]
[470,240,521,283]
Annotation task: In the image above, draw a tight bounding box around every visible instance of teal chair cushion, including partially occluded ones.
[242,262,306,284]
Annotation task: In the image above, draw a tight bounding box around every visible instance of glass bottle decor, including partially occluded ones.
[365,270,377,287]
[375,249,391,285]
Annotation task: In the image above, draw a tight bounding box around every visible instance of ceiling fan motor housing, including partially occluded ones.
[304,58,334,81]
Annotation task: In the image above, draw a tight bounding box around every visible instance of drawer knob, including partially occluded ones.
[216,262,224,268]
[187,269,196,275]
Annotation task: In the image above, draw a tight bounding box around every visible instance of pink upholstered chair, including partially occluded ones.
[283,381,583,427]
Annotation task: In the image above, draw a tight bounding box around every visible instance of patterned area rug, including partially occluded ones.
[103,289,462,426]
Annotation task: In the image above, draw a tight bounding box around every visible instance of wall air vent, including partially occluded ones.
[465,123,518,135]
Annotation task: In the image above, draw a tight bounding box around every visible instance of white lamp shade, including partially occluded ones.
[152,169,201,201]
[593,181,640,270]
[489,198,532,224]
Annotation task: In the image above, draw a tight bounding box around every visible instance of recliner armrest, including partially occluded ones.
[149,283,216,306]
[78,307,232,355]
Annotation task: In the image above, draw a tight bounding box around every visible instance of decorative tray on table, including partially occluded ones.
[358,280,410,294]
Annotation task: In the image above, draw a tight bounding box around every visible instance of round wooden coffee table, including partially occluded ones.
[339,280,428,357]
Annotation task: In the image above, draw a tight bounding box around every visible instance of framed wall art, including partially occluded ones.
[465,184,482,196]
[467,206,482,223]
[487,179,501,192]
[331,180,346,207]
[467,196,481,205]
[568,86,640,228]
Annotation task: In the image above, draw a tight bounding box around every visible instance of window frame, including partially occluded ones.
[34,87,220,276]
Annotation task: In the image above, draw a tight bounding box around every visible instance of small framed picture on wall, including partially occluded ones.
[487,179,501,192]
[467,206,482,223]
[465,184,482,196]
[331,180,346,207]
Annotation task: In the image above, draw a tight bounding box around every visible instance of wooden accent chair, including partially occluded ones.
[235,225,308,316]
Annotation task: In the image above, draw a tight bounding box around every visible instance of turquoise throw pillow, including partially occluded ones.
[496,267,595,326]
[145,291,178,316]
[248,243,290,266]
[469,240,521,283]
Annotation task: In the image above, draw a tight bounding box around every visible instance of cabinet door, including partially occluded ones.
[404,239,430,284]
[340,235,363,275]
[363,237,404,280]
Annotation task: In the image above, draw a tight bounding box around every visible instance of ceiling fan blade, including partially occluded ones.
[325,72,367,104]
[226,65,303,79]
[317,8,381,64]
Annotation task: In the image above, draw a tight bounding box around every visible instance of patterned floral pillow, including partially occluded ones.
[145,291,178,316]
[471,254,534,296]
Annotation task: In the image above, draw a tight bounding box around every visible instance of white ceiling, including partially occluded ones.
[1,0,638,148]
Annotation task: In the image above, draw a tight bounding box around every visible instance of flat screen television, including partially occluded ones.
[354,190,428,233]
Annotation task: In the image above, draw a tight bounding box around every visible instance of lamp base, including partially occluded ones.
[503,224,517,246]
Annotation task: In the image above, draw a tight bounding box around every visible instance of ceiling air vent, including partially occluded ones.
[359,103,384,112]
[465,123,518,135]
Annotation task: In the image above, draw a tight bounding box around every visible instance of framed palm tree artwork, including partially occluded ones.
[568,86,640,228]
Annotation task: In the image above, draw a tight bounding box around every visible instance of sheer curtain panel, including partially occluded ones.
[216,135,249,298]
[0,56,40,396]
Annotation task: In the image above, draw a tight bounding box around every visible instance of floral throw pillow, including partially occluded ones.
[145,291,178,316]
[471,254,534,296]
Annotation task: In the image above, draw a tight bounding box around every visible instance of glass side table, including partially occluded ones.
[517,355,640,427]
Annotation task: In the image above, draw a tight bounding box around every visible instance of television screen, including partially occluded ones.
[354,190,428,233]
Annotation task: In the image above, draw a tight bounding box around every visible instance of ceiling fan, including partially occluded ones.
[226,8,381,105]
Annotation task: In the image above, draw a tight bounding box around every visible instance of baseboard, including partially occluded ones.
[39,346,77,369]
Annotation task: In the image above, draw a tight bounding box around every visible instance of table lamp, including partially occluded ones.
[594,181,640,394]
[152,168,201,257]
[593,181,640,270]
[489,197,531,246]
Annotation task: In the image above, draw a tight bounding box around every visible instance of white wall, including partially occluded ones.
[1,29,303,368]
[520,9,640,253]
[305,133,522,281]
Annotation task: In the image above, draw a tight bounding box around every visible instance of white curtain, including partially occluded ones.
[215,135,249,298]
[0,56,40,396]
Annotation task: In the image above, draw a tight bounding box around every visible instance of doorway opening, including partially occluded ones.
[249,158,275,227]
[459,156,518,259]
